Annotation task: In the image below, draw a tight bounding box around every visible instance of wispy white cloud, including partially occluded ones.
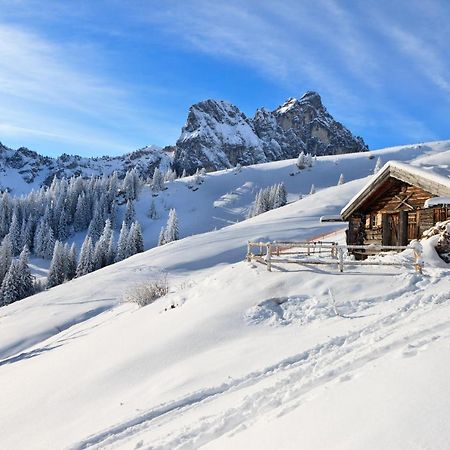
[138,0,447,144]
[0,22,179,155]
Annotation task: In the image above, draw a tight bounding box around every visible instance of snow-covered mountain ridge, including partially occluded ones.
[2,140,450,449]
[0,91,366,194]
[0,142,172,195]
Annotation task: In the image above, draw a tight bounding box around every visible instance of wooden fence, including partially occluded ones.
[246,241,423,273]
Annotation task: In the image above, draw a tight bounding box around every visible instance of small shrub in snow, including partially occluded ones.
[124,276,169,307]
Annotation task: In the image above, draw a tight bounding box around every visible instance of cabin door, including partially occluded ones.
[382,212,408,246]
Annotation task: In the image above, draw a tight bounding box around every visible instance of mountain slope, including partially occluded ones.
[1,140,450,449]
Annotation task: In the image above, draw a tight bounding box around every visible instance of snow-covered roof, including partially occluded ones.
[341,161,450,219]
[424,196,450,208]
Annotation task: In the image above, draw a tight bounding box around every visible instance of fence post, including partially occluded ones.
[338,246,344,272]
[266,243,272,272]
[414,248,423,274]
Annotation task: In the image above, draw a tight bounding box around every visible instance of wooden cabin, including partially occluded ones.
[340,161,450,251]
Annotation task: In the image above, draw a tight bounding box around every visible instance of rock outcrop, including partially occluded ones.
[174,91,367,174]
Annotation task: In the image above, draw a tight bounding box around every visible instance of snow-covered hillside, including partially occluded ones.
[1,140,450,449]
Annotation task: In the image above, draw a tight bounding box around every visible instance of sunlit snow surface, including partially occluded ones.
[1,141,450,449]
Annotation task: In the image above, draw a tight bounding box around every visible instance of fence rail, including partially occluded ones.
[246,241,423,273]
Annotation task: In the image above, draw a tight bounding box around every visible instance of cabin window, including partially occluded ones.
[367,213,382,229]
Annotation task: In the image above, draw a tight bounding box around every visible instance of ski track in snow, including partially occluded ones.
[69,271,450,450]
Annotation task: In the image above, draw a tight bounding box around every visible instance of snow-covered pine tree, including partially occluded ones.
[126,222,138,256]
[124,200,136,227]
[273,183,287,208]
[374,157,383,174]
[0,234,13,286]
[8,211,21,256]
[338,173,345,185]
[164,209,179,243]
[47,241,66,288]
[296,151,306,169]
[93,219,113,269]
[309,184,316,195]
[17,246,34,299]
[115,221,129,262]
[76,235,94,277]
[0,260,22,305]
[0,192,12,239]
[129,221,144,254]
[74,192,90,232]
[66,243,77,280]
[20,215,34,252]
[181,168,187,178]
[157,226,166,246]
[88,209,104,242]
[151,167,164,192]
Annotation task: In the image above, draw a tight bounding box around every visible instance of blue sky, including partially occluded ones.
[0,0,449,157]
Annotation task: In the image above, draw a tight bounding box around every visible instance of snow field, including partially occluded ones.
[1,140,450,448]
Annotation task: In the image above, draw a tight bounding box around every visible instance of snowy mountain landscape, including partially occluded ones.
[0,91,366,194]
[1,140,450,449]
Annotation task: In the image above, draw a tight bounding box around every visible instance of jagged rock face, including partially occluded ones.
[174,91,367,173]
[272,92,367,156]
[173,100,266,174]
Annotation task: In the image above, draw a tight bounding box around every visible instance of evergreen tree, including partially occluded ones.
[0,260,22,305]
[181,168,187,178]
[42,226,56,259]
[164,209,179,243]
[74,192,90,231]
[296,151,306,169]
[273,183,287,208]
[17,246,34,299]
[128,221,144,254]
[76,236,94,277]
[124,200,136,227]
[9,211,21,255]
[157,226,166,246]
[66,243,77,280]
[88,209,104,242]
[126,222,138,256]
[338,173,345,185]
[115,221,129,262]
[309,184,316,195]
[0,234,13,286]
[93,219,113,269]
[151,167,164,192]
[47,241,66,288]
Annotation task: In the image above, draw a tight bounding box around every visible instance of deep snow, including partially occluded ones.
[1,140,450,449]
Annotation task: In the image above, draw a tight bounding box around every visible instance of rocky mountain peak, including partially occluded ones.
[173,91,367,174]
